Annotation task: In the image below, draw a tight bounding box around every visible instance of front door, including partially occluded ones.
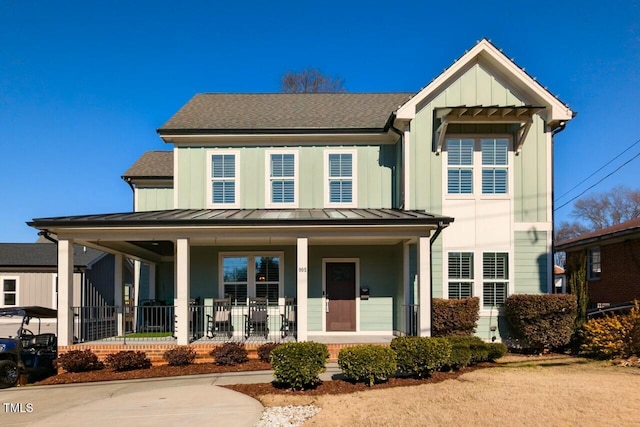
[325,262,356,331]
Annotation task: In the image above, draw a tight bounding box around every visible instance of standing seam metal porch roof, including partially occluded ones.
[157,93,414,133]
[29,208,453,228]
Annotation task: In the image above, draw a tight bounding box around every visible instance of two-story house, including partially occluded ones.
[29,39,573,351]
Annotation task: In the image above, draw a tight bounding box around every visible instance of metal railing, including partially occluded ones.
[400,304,420,336]
[72,301,297,343]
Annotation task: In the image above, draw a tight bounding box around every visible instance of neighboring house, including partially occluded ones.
[553,265,566,294]
[556,218,640,308]
[29,39,574,349]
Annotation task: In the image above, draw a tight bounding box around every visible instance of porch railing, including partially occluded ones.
[72,301,297,343]
[400,304,420,336]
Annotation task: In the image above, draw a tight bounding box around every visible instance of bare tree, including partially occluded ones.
[571,185,640,229]
[281,68,345,93]
[555,221,590,243]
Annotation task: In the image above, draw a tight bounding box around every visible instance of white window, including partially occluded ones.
[266,150,298,207]
[588,247,601,280]
[325,150,357,207]
[447,139,474,194]
[448,252,473,299]
[481,138,508,194]
[446,137,510,196]
[1,277,18,307]
[207,150,240,208]
[220,253,283,306]
[482,252,508,308]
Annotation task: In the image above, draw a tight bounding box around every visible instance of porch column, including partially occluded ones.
[175,238,190,345]
[417,236,431,337]
[403,241,411,334]
[296,238,308,342]
[114,253,124,336]
[57,239,74,346]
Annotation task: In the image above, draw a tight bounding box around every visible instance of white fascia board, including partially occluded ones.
[161,132,398,146]
[396,40,573,123]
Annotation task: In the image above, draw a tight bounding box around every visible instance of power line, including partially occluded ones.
[554,148,640,212]
[556,137,640,202]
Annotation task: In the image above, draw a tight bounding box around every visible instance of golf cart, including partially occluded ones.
[0,306,57,388]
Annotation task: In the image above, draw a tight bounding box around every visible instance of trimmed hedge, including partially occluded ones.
[257,342,282,363]
[445,343,472,370]
[432,297,480,337]
[486,343,508,361]
[271,342,329,390]
[105,351,152,372]
[210,342,248,366]
[163,346,197,366]
[445,336,507,367]
[579,305,640,359]
[390,337,451,378]
[338,345,397,387]
[505,294,577,351]
[56,349,104,373]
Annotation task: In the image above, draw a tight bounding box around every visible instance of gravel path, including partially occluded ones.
[255,405,321,427]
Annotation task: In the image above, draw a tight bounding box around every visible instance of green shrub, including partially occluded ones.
[505,294,577,351]
[390,337,451,378]
[486,343,507,361]
[210,342,248,366]
[445,344,472,370]
[579,305,640,359]
[432,297,480,337]
[338,345,397,387]
[270,342,329,390]
[56,350,104,373]
[163,346,197,366]
[257,342,282,363]
[105,351,152,372]
[469,341,490,363]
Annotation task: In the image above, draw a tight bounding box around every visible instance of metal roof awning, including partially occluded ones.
[434,105,545,155]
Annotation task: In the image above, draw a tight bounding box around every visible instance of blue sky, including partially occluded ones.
[1,1,639,242]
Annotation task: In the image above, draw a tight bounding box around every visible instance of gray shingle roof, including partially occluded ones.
[0,243,105,268]
[158,93,414,133]
[122,151,173,179]
[30,208,453,228]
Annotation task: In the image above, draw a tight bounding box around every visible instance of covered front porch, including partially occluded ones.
[29,208,452,348]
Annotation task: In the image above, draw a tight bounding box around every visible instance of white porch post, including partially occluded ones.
[58,239,74,346]
[114,253,124,336]
[175,238,190,345]
[403,241,411,334]
[296,238,308,342]
[417,236,431,337]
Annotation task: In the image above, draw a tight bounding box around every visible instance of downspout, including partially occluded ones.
[38,230,58,245]
[550,118,570,292]
[123,177,135,211]
[387,113,405,209]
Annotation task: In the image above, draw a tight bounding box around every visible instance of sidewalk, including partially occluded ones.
[1,364,340,427]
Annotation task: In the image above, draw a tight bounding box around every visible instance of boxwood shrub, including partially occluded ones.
[505,294,577,351]
[432,297,480,337]
[270,342,329,390]
[56,349,104,372]
[486,342,508,361]
[105,350,152,372]
[338,345,397,387]
[390,336,451,378]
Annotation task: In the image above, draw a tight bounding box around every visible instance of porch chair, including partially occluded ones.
[206,298,233,338]
[280,297,296,338]
[245,297,269,339]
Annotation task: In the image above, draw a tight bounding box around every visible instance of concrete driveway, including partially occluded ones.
[1,374,264,427]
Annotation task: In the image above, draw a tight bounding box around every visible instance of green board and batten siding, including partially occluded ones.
[136,187,174,211]
[174,145,396,209]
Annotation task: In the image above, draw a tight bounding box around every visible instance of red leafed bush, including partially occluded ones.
[56,349,104,372]
[105,350,152,371]
[432,298,480,337]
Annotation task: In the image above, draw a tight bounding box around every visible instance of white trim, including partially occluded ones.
[134,187,139,212]
[0,275,19,308]
[52,275,57,309]
[321,258,360,333]
[264,149,299,208]
[161,132,398,146]
[324,149,358,208]
[403,126,411,209]
[296,238,308,341]
[173,147,179,208]
[396,39,573,124]
[218,251,285,305]
[206,149,241,209]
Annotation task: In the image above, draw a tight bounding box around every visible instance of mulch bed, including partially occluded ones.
[225,364,490,398]
[34,360,272,386]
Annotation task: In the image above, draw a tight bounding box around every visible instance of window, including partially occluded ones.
[588,247,601,280]
[220,254,283,305]
[446,137,510,195]
[266,151,297,207]
[326,150,356,206]
[483,252,508,308]
[208,151,239,207]
[448,252,473,299]
[481,138,508,194]
[447,139,474,194]
[1,277,18,307]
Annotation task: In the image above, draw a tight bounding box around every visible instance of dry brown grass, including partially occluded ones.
[259,354,640,426]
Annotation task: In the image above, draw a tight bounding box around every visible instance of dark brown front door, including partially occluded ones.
[326,262,356,331]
